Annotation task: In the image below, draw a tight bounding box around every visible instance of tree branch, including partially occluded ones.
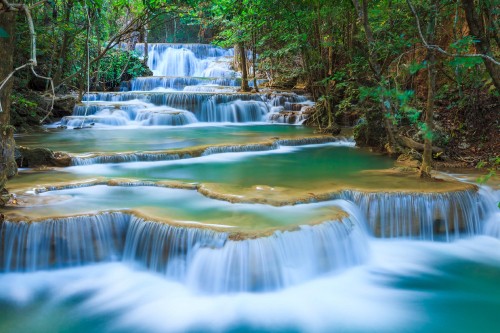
[0,0,54,117]
[406,0,500,66]
[57,11,156,87]
[0,0,15,12]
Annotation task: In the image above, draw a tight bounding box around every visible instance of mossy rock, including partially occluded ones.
[15,146,71,168]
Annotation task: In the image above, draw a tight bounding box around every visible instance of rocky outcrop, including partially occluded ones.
[50,95,77,118]
[15,146,71,168]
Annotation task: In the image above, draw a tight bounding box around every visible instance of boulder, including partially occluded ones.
[50,95,77,118]
[15,146,72,168]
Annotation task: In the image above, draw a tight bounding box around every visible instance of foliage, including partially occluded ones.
[7,0,499,164]
[477,157,500,184]
[97,50,151,89]
[11,93,38,118]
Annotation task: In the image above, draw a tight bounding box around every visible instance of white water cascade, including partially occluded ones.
[1,205,369,293]
[56,43,313,128]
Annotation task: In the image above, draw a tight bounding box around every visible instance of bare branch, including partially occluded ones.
[0,63,30,113]
[406,0,500,66]
[29,0,49,10]
[0,0,14,12]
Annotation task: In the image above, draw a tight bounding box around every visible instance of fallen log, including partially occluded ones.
[398,136,444,154]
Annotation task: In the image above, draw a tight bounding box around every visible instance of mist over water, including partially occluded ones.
[1,237,499,333]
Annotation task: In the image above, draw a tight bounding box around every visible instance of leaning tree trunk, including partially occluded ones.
[0,10,17,205]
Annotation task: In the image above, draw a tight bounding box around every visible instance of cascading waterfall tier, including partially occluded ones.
[186,217,368,293]
[135,43,234,77]
[197,183,494,241]
[128,76,266,91]
[57,42,313,127]
[0,212,129,272]
[12,176,494,244]
[337,189,492,241]
[69,136,350,165]
[61,92,309,126]
[1,209,368,293]
[481,186,500,238]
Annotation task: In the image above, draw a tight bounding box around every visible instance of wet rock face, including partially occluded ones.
[0,188,10,207]
[50,95,77,118]
[15,146,71,168]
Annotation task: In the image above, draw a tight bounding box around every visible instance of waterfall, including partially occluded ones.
[337,189,493,241]
[122,217,228,280]
[0,212,130,272]
[201,143,278,156]
[1,206,368,292]
[69,137,351,165]
[481,186,500,238]
[197,100,268,122]
[135,43,236,77]
[56,42,313,127]
[186,217,368,293]
[135,108,198,126]
[70,152,182,166]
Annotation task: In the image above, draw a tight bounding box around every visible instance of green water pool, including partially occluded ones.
[16,125,316,154]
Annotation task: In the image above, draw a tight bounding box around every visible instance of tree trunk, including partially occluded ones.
[52,0,74,86]
[0,10,17,205]
[420,0,438,178]
[461,0,500,91]
[328,36,334,76]
[143,23,149,66]
[252,31,258,92]
[352,0,400,153]
[237,42,250,92]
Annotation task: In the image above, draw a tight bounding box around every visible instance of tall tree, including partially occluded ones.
[461,0,500,91]
[351,0,400,153]
[0,5,17,206]
[420,0,438,178]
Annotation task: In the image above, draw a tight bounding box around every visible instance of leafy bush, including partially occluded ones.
[96,49,152,90]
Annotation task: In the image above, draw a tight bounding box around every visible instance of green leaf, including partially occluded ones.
[408,61,425,75]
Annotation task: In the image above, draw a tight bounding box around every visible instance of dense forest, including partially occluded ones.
[0,0,499,203]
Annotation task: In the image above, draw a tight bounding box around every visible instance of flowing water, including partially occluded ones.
[2,43,500,332]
